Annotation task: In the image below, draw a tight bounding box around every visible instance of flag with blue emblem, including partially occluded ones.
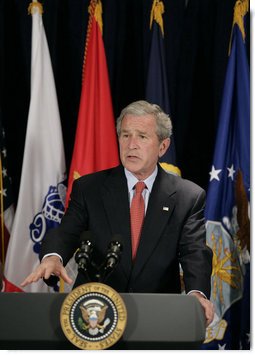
[146,0,180,176]
[4,0,69,292]
[202,0,250,349]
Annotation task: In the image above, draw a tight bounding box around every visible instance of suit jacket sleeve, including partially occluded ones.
[178,187,212,299]
[40,177,89,264]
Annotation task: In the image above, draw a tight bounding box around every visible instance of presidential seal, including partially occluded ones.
[60,282,127,350]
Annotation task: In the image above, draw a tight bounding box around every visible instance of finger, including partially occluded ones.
[205,305,214,326]
[20,270,44,287]
[41,258,62,280]
[20,277,31,287]
[43,268,58,280]
[59,268,73,285]
[43,264,73,285]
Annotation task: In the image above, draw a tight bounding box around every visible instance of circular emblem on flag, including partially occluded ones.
[60,282,127,350]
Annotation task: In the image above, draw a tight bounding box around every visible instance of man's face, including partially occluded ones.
[118,114,170,180]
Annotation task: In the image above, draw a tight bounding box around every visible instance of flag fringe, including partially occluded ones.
[235,170,250,252]
[94,0,103,34]
[82,0,103,83]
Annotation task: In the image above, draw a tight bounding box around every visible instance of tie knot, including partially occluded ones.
[135,181,146,194]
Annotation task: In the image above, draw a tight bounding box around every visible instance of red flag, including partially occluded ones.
[0,119,15,268]
[66,0,119,206]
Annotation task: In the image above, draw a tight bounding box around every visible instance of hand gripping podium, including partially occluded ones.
[0,292,206,350]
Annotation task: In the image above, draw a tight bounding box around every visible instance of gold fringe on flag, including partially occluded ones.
[88,0,103,34]
[228,0,249,55]
[83,0,103,83]
[94,0,103,34]
[28,0,43,15]
[235,170,250,252]
[150,0,165,36]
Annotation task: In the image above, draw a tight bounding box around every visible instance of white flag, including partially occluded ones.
[4,2,76,292]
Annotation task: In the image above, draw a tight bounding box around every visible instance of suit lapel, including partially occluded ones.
[130,167,177,281]
[99,165,177,283]
[101,166,133,278]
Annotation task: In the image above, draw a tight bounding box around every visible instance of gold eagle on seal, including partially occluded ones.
[79,299,110,335]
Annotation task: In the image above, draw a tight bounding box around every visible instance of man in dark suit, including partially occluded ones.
[21,100,214,325]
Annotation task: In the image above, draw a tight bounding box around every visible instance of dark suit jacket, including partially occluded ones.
[41,165,212,298]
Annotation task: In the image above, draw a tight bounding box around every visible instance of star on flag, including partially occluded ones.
[209,165,222,181]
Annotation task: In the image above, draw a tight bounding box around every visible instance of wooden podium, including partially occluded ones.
[0,292,206,350]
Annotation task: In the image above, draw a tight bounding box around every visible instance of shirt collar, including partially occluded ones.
[124,165,158,193]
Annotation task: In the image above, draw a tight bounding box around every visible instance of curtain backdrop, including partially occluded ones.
[0,0,249,204]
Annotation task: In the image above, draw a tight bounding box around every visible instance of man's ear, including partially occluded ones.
[159,138,170,158]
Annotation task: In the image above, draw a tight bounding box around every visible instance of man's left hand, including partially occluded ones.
[189,292,214,327]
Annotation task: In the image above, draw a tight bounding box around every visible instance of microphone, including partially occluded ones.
[43,274,60,288]
[75,231,94,274]
[101,234,123,281]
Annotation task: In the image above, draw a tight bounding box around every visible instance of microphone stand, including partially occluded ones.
[100,240,122,283]
[75,240,94,281]
[75,235,123,284]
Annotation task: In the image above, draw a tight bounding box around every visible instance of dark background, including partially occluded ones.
[0,0,249,204]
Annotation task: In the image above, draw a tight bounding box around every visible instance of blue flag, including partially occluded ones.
[146,0,180,176]
[202,0,250,349]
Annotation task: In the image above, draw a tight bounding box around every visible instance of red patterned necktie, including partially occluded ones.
[130,181,146,259]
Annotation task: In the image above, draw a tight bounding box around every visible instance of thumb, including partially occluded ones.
[59,267,73,285]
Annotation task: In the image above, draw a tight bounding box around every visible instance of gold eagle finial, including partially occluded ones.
[150,0,165,36]
[228,0,249,55]
[28,0,43,15]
